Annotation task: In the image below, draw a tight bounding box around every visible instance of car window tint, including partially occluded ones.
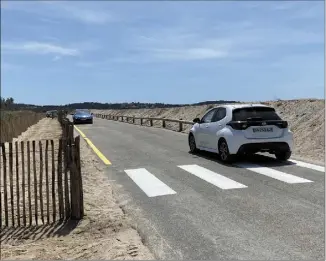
[214,108,226,121]
[232,107,281,121]
[202,109,216,123]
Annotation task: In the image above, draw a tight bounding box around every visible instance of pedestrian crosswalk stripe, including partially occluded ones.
[178,164,247,190]
[289,160,324,173]
[124,168,177,197]
[236,163,314,183]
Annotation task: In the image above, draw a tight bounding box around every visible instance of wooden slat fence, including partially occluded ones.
[94,113,195,132]
[0,135,83,227]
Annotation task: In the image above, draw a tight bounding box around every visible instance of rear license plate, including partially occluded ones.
[253,127,273,133]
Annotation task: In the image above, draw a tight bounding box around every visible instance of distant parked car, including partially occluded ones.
[73,110,93,124]
[188,104,293,162]
[46,110,58,118]
[46,111,51,117]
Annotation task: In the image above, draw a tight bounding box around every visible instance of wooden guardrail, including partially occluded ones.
[93,113,194,132]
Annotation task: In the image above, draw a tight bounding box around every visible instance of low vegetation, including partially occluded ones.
[0,111,44,142]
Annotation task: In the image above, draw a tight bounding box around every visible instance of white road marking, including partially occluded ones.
[124,168,177,197]
[236,163,313,184]
[289,160,325,173]
[178,164,247,190]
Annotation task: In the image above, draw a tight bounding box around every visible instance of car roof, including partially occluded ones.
[213,103,272,110]
[75,110,90,113]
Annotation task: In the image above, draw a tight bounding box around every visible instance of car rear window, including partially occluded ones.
[232,107,281,121]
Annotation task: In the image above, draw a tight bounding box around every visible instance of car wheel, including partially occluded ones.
[275,151,291,161]
[189,134,198,153]
[218,139,234,163]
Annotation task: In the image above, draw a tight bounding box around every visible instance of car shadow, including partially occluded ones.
[189,150,296,168]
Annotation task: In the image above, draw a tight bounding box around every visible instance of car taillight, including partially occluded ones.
[279,121,288,128]
[226,121,248,130]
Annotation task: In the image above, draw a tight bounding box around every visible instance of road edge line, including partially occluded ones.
[74,126,112,165]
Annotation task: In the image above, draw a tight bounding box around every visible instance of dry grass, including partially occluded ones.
[92,99,325,163]
[0,111,45,143]
[1,118,154,260]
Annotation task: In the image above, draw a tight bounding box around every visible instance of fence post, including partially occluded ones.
[150,119,153,127]
[15,142,21,226]
[9,143,14,227]
[140,118,143,125]
[179,122,182,132]
[68,124,74,145]
[1,143,9,227]
[133,117,135,124]
[162,120,166,128]
[70,136,83,220]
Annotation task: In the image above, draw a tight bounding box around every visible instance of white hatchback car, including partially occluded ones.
[188,104,293,163]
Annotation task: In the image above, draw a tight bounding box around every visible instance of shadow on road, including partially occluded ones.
[189,150,296,168]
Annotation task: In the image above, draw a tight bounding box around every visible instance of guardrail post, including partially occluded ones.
[132,117,135,124]
[140,118,143,125]
[162,120,166,128]
[150,119,153,127]
[179,122,182,132]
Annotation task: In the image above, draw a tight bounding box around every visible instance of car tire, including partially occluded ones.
[218,139,234,163]
[90,120,93,124]
[189,134,198,153]
[275,151,291,161]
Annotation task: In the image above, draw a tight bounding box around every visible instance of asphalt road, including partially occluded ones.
[75,117,325,260]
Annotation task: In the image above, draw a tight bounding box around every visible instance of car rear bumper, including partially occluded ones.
[73,118,93,124]
[226,133,293,155]
[236,142,291,154]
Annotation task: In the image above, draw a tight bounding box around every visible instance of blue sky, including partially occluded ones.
[1,1,324,105]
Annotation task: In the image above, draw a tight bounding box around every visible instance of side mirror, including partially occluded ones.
[193,118,201,123]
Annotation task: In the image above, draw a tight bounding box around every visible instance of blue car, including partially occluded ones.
[73,110,93,124]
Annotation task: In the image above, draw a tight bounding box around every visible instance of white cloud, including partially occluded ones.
[2,1,117,25]
[288,3,324,20]
[150,48,228,61]
[52,56,62,62]
[61,6,115,24]
[272,2,296,10]
[2,41,79,56]
[76,62,95,67]
[1,62,22,71]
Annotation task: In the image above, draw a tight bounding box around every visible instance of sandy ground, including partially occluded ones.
[92,99,325,163]
[1,118,154,260]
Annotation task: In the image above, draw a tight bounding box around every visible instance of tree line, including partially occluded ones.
[1,97,239,112]
[1,97,15,109]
